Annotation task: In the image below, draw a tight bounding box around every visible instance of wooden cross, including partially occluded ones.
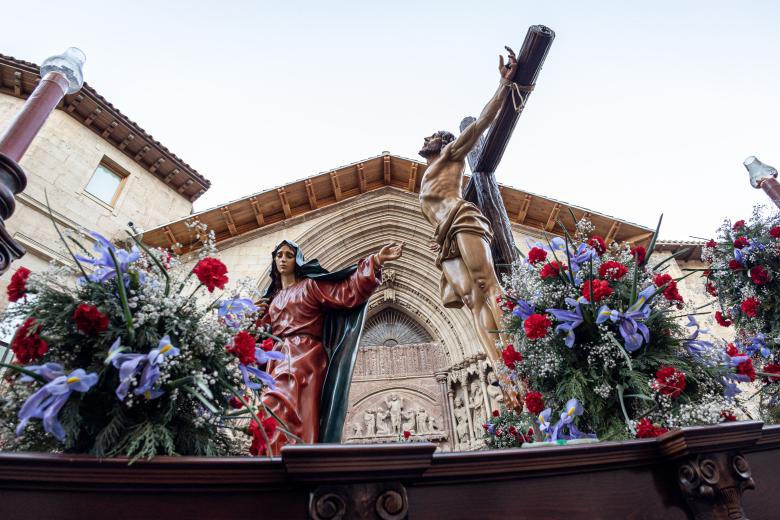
[461,25,555,273]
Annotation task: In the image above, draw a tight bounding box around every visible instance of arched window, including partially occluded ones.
[360,308,432,347]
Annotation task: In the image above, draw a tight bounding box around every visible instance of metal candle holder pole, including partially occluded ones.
[0,47,85,273]
[744,156,780,209]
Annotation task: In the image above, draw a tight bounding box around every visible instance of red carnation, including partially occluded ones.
[654,366,686,399]
[11,318,48,364]
[771,226,780,239]
[653,274,683,304]
[720,410,738,422]
[227,331,257,365]
[403,430,411,439]
[750,265,771,285]
[524,391,545,415]
[732,220,746,231]
[528,247,547,265]
[636,418,669,439]
[193,257,229,293]
[229,396,245,409]
[706,282,718,296]
[501,344,523,369]
[73,304,109,335]
[705,239,717,248]
[737,358,756,382]
[260,337,275,352]
[540,261,567,280]
[728,259,744,271]
[524,313,552,340]
[725,343,739,357]
[7,267,31,302]
[508,425,518,436]
[630,246,647,265]
[715,311,732,327]
[492,410,500,417]
[589,235,607,255]
[733,236,749,249]
[740,297,760,318]
[581,279,613,303]
[762,363,780,384]
[248,415,278,456]
[598,261,628,281]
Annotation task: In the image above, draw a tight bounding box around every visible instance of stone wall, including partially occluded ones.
[0,93,193,309]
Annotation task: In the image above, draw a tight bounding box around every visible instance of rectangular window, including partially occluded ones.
[85,161,127,206]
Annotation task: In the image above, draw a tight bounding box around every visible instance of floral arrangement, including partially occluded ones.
[497,218,738,440]
[0,220,286,459]
[483,397,594,449]
[702,206,780,422]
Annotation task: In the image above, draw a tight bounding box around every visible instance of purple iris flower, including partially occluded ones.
[512,299,536,320]
[557,398,595,440]
[546,298,584,348]
[537,408,559,441]
[19,363,66,382]
[218,298,259,329]
[683,316,717,361]
[238,340,285,390]
[742,334,770,358]
[109,336,179,400]
[568,243,598,275]
[75,231,140,284]
[487,423,496,435]
[596,286,654,352]
[733,248,747,267]
[16,367,98,440]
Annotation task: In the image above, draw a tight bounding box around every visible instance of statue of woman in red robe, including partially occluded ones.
[257,240,403,454]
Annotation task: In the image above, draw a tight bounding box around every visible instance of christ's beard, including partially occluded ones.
[419,145,440,158]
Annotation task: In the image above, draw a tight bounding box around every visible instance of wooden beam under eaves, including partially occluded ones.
[516,194,532,224]
[357,163,366,193]
[84,108,102,127]
[177,179,193,194]
[277,187,292,218]
[134,145,150,162]
[163,226,181,253]
[605,221,621,245]
[13,71,21,96]
[383,155,391,184]
[249,196,265,226]
[544,203,561,232]
[66,94,84,114]
[150,157,165,174]
[330,172,342,201]
[408,163,418,192]
[625,231,654,245]
[164,168,180,184]
[101,120,118,138]
[304,179,318,209]
[119,133,134,150]
[220,206,237,236]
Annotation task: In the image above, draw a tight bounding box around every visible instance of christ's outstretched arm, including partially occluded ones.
[448,47,517,162]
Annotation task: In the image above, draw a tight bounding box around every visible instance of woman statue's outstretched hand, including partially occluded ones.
[376,242,404,266]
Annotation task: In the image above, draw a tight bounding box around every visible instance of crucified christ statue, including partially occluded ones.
[418,46,517,364]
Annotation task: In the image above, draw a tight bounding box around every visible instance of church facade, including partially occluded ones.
[0,53,721,450]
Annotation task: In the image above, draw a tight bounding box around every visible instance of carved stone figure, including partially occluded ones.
[351,421,363,438]
[415,408,429,434]
[376,409,391,435]
[486,371,504,411]
[363,408,376,437]
[386,394,403,434]
[427,415,439,432]
[453,397,470,447]
[469,381,487,439]
[401,410,416,433]
[418,47,517,366]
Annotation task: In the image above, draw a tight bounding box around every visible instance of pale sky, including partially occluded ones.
[3,1,779,239]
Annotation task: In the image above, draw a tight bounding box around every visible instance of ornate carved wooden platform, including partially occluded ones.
[0,421,777,519]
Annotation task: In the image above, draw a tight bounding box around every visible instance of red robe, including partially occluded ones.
[261,256,380,454]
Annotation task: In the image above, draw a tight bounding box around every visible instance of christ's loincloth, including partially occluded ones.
[432,199,494,308]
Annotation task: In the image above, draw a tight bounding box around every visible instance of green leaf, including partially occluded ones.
[651,248,691,272]
[0,363,47,383]
[616,384,636,435]
[182,385,218,414]
[644,214,663,267]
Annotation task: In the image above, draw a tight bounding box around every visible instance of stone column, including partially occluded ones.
[478,365,492,415]
[446,387,458,451]
[436,372,454,450]
[461,382,475,446]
